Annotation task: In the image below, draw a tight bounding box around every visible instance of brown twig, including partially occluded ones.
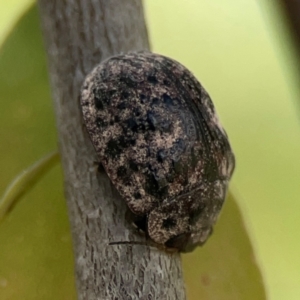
[38,1,186,299]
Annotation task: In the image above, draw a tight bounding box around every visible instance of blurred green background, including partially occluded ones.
[1,0,300,299]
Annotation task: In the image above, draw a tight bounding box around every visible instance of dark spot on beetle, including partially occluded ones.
[187,123,196,137]
[109,120,114,126]
[187,83,193,90]
[166,172,175,183]
[94,95,104,110]
[189,205,205,225]
[173,138,186,155]
[139,94,147,103]
[143,131,151,142]
[114,115,120,122]
[160,119,172,133]
[121,76,136,88]
[96,117,108,128]
[81,100,89,106]
[174,158,189,177]
[162,218,177,229]
[144,174,158,196]
[165,233,191,251]
[169,147,176,156]
[117,102,126,110]
[176,138,186,149]
[109,90,116,97]
[127,118,138,132]
[161,57,174,69]
[92,88,98,97]
[134,109,141,117]
[163,79,171,86]
[129,139,136,146]
[204,163,219,181]
[139,122,146,132]
[173,159,186,174]
[162,93,173,106]
[100,68,108,79]
[198,148,205,158]
[146,146,151,157]
[147,163,155,173]
[129,160,139,171]
[117,166,127,177]
[130,60,143,69]
[157,149,166,163]
[145,173,168,199]
[157,177,168,189]
[158,185,169,198]
[147,112,157,131]
[152,97,160,105]
[105,139,122,159]
[121,91,129,99]
[93,88,110,110]
[133,191,142,200]
[147,75,158,84]
[190,148,198,169]
[117,136,131,148]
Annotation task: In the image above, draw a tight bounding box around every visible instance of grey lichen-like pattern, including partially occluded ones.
[81,51,235,252]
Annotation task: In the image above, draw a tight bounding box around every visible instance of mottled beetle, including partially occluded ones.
[81,51,235,252]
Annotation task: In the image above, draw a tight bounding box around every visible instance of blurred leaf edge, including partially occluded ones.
[0,150,60,224]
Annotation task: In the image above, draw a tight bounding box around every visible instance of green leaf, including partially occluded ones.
[183,192,267,300]
[0,0,34,46]
[0,151,59,223]
[0,5,76,300]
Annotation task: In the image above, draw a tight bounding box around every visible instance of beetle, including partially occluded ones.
[81,51,235,252]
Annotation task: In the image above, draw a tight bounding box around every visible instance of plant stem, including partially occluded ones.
[38,1,186,299]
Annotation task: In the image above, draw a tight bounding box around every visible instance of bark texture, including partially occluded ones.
[38,1,186,299]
